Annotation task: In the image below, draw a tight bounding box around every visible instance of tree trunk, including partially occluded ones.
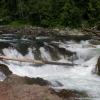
[0,55,76,66]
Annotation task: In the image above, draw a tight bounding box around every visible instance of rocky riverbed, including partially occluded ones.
[0,25,91,40]
[0,26,100,100]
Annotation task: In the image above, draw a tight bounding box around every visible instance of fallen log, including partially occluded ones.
[0,55,76,66]
[83,28,100,37]
[43,61,75,66]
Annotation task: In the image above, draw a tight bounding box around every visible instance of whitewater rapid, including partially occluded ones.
[1,40,100,100]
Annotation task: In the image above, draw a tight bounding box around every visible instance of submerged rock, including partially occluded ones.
[51,43,75,57]
[0,42,11,49]
[44,44,60,60]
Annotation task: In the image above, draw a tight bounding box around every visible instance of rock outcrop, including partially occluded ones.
[0,64,12,76]
[0,83,62,100]
[0,64,50,85]
[52,89,88,100]
[95,56,100,75]
[4,74,49,86]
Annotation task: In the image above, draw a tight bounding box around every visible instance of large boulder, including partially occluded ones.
[0,64,12,76]
[4,74,49,86]
[0,83,62,100]
[51,89,88,100]
[95,56,100,75]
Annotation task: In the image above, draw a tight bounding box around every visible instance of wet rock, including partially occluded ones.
[0,42,11,49]
[58,47,75,57]
[15,42,29,56]
[53,34,91,42]
[32,42,42,60]
[4,74,50,86]
[0,82,62,100]
[52,89,88,100]
[95,56,100,75]
[51,43,75,57]
[0,64,12,76]
[44,44,60,61]
[33,48,42,60]
[89,40,100,45]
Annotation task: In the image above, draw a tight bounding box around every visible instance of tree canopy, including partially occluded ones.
[0,0,100,27]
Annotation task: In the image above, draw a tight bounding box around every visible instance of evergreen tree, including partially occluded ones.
[0,0,100,27]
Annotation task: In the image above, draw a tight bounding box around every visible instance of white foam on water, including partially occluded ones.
[40,47,52,61]
[1,40,100,100]
[0,72,6,81]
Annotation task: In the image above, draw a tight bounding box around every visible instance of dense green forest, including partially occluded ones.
[0,0,100,27]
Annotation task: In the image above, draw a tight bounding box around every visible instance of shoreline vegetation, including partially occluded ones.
[0,0,100,28]
[0,25,100,39]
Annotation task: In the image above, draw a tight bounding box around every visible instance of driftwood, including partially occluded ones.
[83,28,100,37]
[0,55,76,66]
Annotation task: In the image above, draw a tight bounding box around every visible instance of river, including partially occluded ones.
[0,33,100,100]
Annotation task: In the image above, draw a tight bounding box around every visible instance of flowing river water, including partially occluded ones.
[0,33,100,100]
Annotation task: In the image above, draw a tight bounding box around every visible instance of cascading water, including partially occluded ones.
[0,72,6,81]
[0,34,100,100]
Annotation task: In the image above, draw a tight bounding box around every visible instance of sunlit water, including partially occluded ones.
[0,36,100,100]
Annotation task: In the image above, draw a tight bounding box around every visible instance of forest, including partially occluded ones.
[0,1,100,100]
[0,0,100,27]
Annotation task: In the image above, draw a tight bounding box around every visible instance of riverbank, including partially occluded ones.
[0,25,92,41]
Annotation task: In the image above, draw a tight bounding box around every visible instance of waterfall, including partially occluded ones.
[40,47,52,61]
[0,72,6,81]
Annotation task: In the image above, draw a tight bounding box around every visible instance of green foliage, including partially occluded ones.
[9,20,30,27]
[0,0,100,27]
